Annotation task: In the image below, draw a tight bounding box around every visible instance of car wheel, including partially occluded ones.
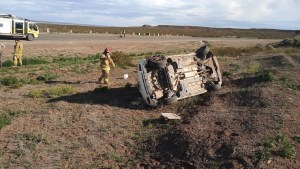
[148,54,167,69]
[213,83,222,90]
[26,34,34,41]
[206,81,221,91]
[164,96,178,105]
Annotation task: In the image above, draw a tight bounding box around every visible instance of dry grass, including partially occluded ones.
[28,85,77,98]
[0,34,299,168]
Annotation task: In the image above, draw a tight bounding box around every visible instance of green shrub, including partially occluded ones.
[255,148,272,161]
[84,53,100,61]
[0,113,11,129]
[292,135,300,143]
[229,63,241,73]
[21,133,43,150]
[275,133,288,143]
[0,76,39,88]
[0,110,27,130]
[28,90,42,98]
[28,85,77,98]
[279,144,296,158]
[0,76,19,86]
[213,47,242,57]
[263,139,276,149]
[46,85,77,98]
[23,58,49,65]
[2,60,14,67]
[256,133,296,160]
[2,58,49,67]
[10,83,23,89]
[53,57,84,63]
[52,54,100,64]
[279,76,300,90]
[111,51,134,68]
[7,110,27,117]
[245,62,260,74]
[20,77,39,84]
[256,70,274,82]
[36,73,58,81]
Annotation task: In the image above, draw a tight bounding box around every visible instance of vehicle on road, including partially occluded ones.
[0,13,39,41]
[137,46,222,107]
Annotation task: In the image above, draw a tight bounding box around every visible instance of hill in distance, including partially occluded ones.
[38,22,300,39]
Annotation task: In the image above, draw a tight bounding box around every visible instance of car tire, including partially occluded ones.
[213,83,222,90]
[148,54,167,69]
[206,82,222,91]
[26,34,34,41]
[164,96,178,105]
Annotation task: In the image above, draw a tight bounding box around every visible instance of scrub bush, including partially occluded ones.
[36,72,58,81]
[2,60,14,67]
[111,51,134,68]
[0,113,11,130]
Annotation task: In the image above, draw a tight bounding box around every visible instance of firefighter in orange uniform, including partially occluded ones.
[13,39,23,66]
[99,48,115,84]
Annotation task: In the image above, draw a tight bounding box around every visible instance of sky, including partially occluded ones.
[1,0,300,30]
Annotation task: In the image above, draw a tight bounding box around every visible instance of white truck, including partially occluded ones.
[0,14,39,41]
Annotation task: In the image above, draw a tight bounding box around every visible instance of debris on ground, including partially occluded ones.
[161,113,182,120]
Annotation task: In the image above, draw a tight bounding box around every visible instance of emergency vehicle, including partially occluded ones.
[0,13,39,41]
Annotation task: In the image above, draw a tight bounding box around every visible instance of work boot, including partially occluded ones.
[104,79,110,85]
[98,78,104,84]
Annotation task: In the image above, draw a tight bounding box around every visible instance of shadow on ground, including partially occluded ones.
[45,80,82,85]
[48,86,151,110]
[0,36,24,40]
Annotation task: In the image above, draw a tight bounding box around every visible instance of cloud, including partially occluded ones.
[0,0,299,29]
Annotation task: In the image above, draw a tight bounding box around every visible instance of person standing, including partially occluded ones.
[123,29,126,38]
[0,42,6,67]
[99,48,115,84]
[13,39,23,66]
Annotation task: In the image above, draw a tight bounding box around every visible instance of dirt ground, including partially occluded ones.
[1,33,279,58]
[0,34,299,169]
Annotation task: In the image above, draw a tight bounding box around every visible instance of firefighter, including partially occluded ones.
[13,39,23,66]
[99,47,115,84]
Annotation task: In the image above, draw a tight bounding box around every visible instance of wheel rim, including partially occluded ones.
[27,34,33,40]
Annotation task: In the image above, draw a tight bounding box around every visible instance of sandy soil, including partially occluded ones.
[0,33,280,59]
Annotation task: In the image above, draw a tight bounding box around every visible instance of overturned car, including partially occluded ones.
[137,46,222,107]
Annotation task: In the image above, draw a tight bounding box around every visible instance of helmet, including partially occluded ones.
[104,48,110,53]
[196,45,210,60]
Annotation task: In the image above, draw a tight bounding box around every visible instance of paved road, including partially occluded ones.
[37,33,280,45]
